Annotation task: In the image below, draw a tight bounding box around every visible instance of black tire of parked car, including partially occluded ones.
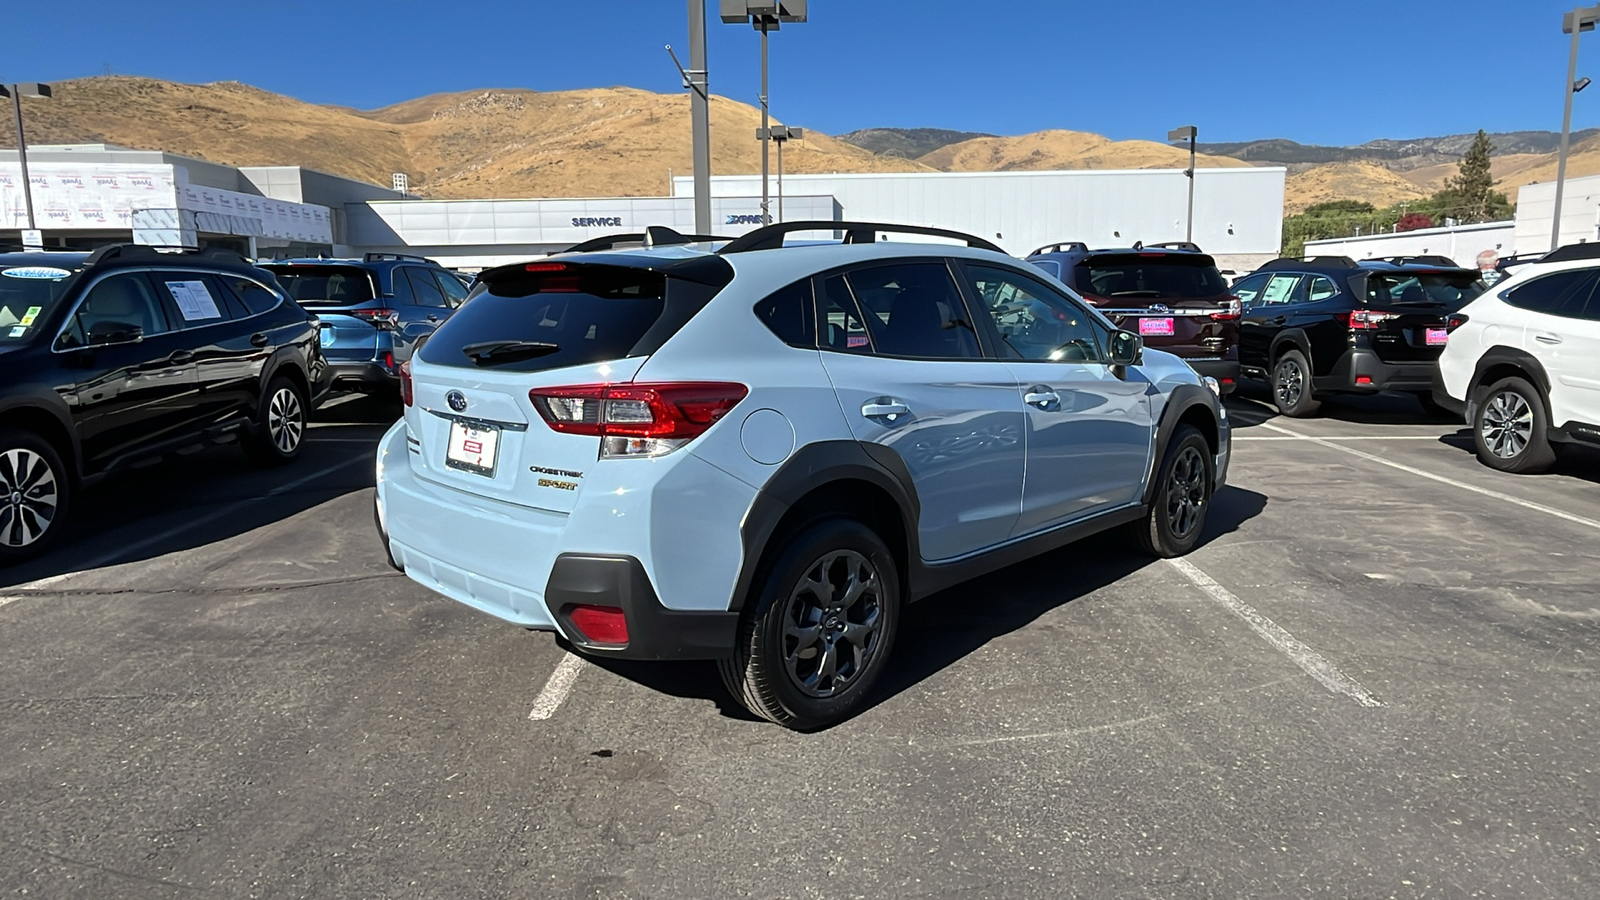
[1131,424,1214,558]
[719,518,901,730]
[243,375,308,466]
[1472,376,1557,474]
[0,427,72,566]
[1271,349,1321,418]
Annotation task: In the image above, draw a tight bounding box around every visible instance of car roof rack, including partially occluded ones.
[717,220,1004,255]
[563,225,728,254]
[363,251,436,264]
[1540,242,1600,263]
[1258,255,1359,271]
[1028,241,1090,257]
[84,243,249,266]
[1147,241,1204,252]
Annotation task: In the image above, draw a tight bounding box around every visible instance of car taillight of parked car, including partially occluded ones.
[1211,296,1243,321]
[399,360,413,407]
[349,307,401,330]
[529,382,748,459]
[1345,309,1400,331]
[1445,313,1470,333]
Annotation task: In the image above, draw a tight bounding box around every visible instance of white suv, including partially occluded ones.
[374,222,1232,728]
[1435,242,1600,473]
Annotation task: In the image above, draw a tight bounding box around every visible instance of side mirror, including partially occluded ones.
[1108,329,1142,367]
[86,322,144,346]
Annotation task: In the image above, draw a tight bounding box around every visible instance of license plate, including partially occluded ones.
[445,421,500,476]
[1139,317,1175,336]
[1425,327,1449,346]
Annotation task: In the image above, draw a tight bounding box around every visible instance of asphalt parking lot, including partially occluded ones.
[3,390,1600,899]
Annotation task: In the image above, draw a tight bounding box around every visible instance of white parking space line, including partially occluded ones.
[1167,557,1384,708]
[1259,421,1600,532]
[528,653,587,721]
[1234,435,1442,442]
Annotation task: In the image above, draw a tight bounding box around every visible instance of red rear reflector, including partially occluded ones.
[1355,375,1373,385]
[524,262,569,272]
[382,350,395,371]
[1222,378,1235,385]
[399,360,413,406]
[567,605,629,644]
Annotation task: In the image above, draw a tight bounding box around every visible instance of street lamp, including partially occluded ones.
[722,0,807,225]
[666,1,714,234]
[761,125,803,221]
[1,81,52,243]
[1552,5,1600,251]
[1168,125,1198,244]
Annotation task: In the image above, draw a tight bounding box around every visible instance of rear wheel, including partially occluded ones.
[1131,425,1213,558]
[0,428,71,566]
[243,376,308,466]
[1473,376,1555,474]
[719,519,900,730]
[1271,349,1321,417]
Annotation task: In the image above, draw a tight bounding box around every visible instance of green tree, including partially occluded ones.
[1440,130,1509,223]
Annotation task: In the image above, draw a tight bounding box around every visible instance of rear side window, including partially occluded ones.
[1074,253,1229,300]
[152,273,235,325]
[218,273,283,316]
[266,265,375,307]
[405,267,449,308]
[1029,259,1062,279]
[1500,269,1597,318]
[419,265,669,372]
[754,280,814,347]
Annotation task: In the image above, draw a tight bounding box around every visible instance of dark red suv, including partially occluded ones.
[1027,242,1240,393]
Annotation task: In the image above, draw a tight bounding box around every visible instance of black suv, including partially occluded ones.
[0,245,329,563]
[1231,256,1487,416]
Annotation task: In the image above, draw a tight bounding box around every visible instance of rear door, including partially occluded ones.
[150,271,262,423]
[1500,267,1600,428]
[815,261,1025,562]
[1362,270,1487,364]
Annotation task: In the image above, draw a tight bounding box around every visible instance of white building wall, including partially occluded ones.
[1514,175,1600,253]
[1304,221,1516,269]
[672,167,1287,265]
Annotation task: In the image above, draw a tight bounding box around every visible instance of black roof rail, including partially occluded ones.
[1258,255,1359,271]
[717,220,1005,255]
[1364,254,1460,267]
[363,251,436,264]
[82,243,250,266]
[1028,241,1089,257]
[1539,241,1600,263]
[562,225,728,255]
[1147,241,1204,252]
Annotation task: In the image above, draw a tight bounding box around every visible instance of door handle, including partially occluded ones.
[250,332,270,347]
[861,399,910,421]
[168,349,195,364]
[1023,387,1061,411]
[1534,333,1563,345]
[1271,316,1287,325]
[427,315,440,323]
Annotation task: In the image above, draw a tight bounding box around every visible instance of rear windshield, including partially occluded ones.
[0,265,77,343]
[1073,254,1229,300]
[418,265,669,372]
[263,265,376,307]
[1367,272,1485,308]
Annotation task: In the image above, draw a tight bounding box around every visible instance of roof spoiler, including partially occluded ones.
[364,251,436,264]
[1147,240,1203,252]
[1366,254,1460,267]
[1259,255,1358,271]
[1540,242,1600,263]
[563,225,728,254]
[718,220,1003,255]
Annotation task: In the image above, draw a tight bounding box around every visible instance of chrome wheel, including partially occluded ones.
[782,550,886,699]
[1481,390,1533,459]
[1165,445,1207,539]
[267,387,304,454]
[1275,358,1304,409]
[0,448,58,548]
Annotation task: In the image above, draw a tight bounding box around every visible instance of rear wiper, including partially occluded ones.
[462,340,560,366]
[1109,290,1163,298]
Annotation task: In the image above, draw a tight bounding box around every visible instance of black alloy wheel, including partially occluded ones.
[1131,424,1213,558]
[0,428,71,565]
[1271,349,1321,417]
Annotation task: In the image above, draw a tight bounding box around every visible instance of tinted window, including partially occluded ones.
[1029,259,1062,279]
[1305,275,1339,303]
[418,265,668,372]
[433,270,469,307]
[1230,272,1271,306]
[265,265,375,307]
[1074,253,1229,300]
[153,273,235,325]
[406,267,449,308]
[1368,272,1486,309]
[0,265,74,344]
[1501,269,1597,318]
[844,263,980,359]
[820,275,873,353]
[61,273,173,348]
[217,273,283,316]
[1258,274,1301,306]
[963,264,1103,362]
[754,280,813,347]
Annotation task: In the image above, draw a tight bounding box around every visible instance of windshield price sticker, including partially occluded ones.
[165,280,222,321]
[18,306,42,327]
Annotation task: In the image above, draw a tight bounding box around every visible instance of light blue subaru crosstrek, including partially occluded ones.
[374,221,1231,729]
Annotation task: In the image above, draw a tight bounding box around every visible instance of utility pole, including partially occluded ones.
[688,0,712,234]
[723,2,806,226]
[1168,125,1198,244]
[1552,6,1600,250]
[3,82,53,235]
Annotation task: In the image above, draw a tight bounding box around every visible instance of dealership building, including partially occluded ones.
[3,143,1289,269]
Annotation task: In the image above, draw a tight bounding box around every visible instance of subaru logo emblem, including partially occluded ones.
[446,390,468,412]
[1151,304,1171,314]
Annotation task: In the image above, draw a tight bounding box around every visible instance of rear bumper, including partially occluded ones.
[546,555,739,660]
[1184,358,1240,394]
[1430,366,1468,419]
[329,361,400,393]
[1316,349,1437,393]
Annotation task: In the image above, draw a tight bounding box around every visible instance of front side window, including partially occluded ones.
[962,264,1103,362]
[843,262,981,359]
[60,273,173,348]
[1500,269,1597,318]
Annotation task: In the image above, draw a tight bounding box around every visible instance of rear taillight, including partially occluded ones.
[1346,309,1400,331]
[529,382,749,458]
[1211,296,1243,321]
[566,604,629,644]
[349,307,401,330]
[1446,313,1470,333]
[399,360,413,406]
[381,350,395,372]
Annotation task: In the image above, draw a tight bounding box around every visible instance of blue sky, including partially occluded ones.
[6,0,1592,146]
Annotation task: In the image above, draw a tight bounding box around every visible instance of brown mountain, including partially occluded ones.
[916,129,1252,173]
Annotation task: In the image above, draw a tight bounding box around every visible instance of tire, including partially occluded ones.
[719,518,901,730]
[1131,425,1214,558]
[1472,376,1556,474]
[0,428,71,566]
[1271,348,1321,417]
[243,375,308,466]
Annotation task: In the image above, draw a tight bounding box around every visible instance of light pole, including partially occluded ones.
[722,1,807,225]
[2,82,52,242]
[1552,6,1600,250]
[666,3,713,234]
[765,125,802,221]
[1168,125,1198,244]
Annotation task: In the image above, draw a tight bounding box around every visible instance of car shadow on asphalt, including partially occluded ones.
[1227,385,1455,429]
[583,485,1270,728]
[0,394,398,589]
[1435,430,1600,485]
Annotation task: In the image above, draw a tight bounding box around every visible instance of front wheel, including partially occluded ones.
[719,519,900,730]
[1272,349,1321,417]
[0,428,71,566]
[1473,376,1555,474]
[1131,425,1214,558]
[243,376,308,466]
